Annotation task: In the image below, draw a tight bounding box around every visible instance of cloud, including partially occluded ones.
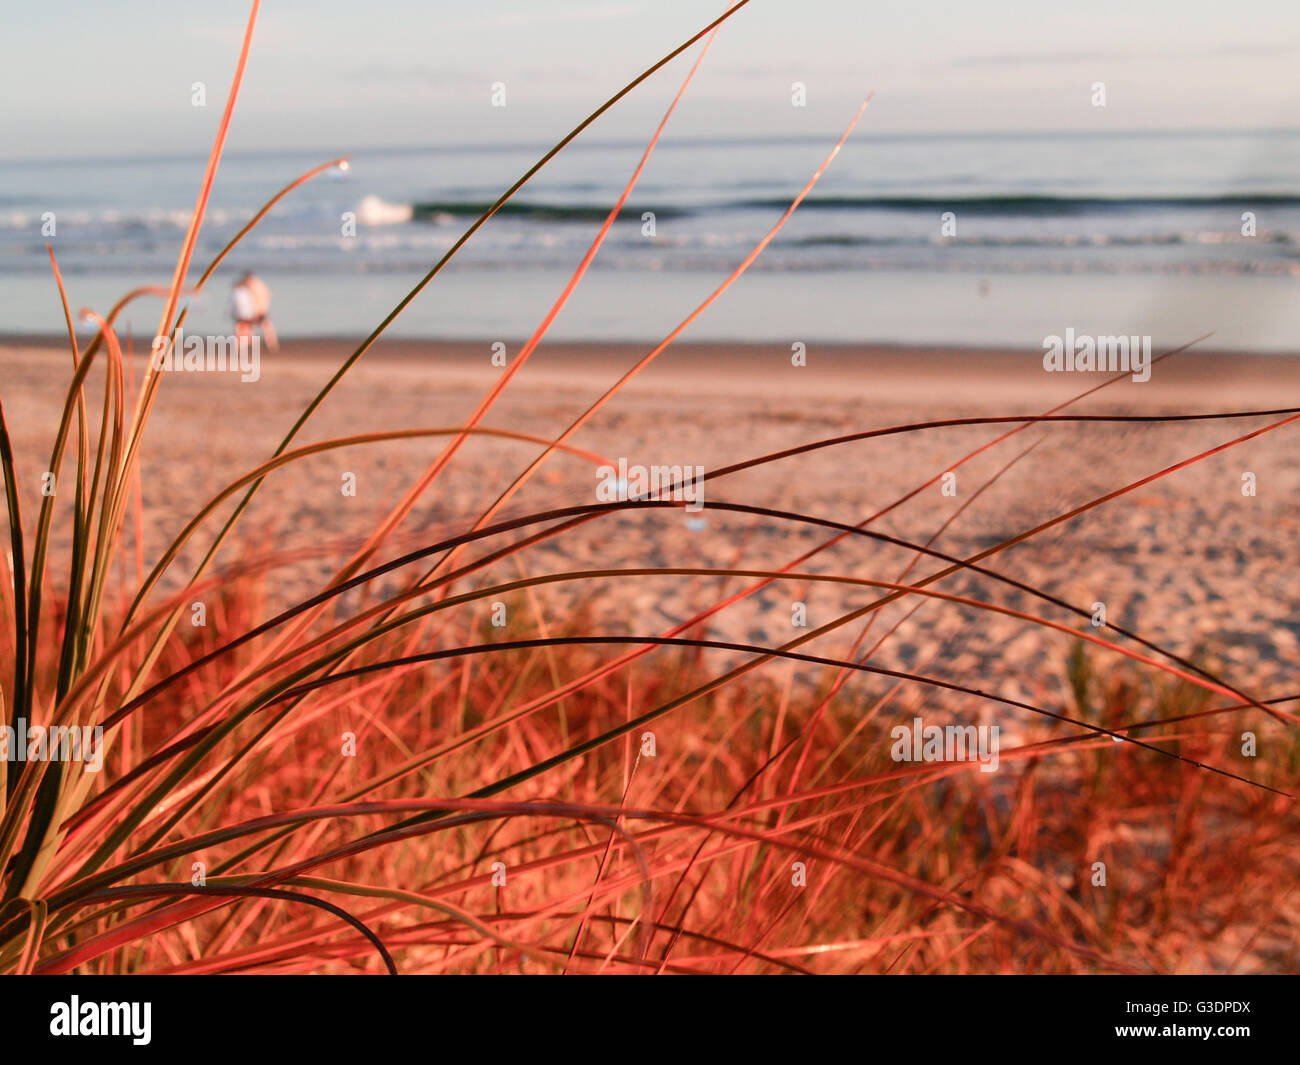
[453,3,649,31]
[955,40,1300,67]
[342,64,479,87]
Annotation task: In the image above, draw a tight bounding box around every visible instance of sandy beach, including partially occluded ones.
[3,335,1297,740]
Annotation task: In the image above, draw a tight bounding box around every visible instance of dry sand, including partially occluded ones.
[2,336,1297,743]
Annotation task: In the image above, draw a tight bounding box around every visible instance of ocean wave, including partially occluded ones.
[6,192,1296,237]
[743,193,1300,215]
[0,205,265,232]
[408,201,692,223]
[356,195,414,226]
[789,231,1295,248]
[397,192,1300,221]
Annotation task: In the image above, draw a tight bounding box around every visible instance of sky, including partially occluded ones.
[2,0,1299,161]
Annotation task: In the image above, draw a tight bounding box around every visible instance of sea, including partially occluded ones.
[2,129,1299,351]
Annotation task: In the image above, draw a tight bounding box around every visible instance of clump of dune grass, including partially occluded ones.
[1,0,1297,974]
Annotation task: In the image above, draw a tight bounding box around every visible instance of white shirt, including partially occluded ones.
[231,284,257,320]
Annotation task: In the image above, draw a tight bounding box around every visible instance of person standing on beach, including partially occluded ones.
[231,271,278,352]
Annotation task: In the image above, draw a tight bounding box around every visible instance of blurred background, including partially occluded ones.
[2,0,1299,347]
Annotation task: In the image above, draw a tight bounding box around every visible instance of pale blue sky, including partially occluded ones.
[3,0,1298,160]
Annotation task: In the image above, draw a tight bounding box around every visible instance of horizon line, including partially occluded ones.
[4,125,1300,168]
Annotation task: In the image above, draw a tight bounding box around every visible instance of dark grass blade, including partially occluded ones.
[0,397,28,792]
[82,884,397,975]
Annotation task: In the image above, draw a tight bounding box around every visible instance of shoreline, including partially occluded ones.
[5,334,1299,409]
